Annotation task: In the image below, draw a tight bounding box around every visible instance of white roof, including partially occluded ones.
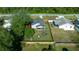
[48,20,54,23]
[3,20,11,28]
[32,23,44,28]
[39,15,43,19]
[32,23,40,26]
[3,23,11,28]
[4,20,11,23]
[37,26,44,28]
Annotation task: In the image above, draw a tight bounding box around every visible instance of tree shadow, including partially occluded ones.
[47,45,52,51]
[10,30,24,51]
[62,48,68,51]
[12,40,22,51]
[42,48,48,51]
[42,45,55,51]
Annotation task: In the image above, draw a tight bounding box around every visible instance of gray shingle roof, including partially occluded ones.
[32,18,44,26]
[53,18,73,26]
[75,20,79,28]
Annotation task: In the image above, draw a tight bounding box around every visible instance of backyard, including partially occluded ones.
[22,42,55,51]
[49,21,79,42]
[24,23,53,42]
[55,43,79,51]
[51,27,79,42]
[23,15,79,51]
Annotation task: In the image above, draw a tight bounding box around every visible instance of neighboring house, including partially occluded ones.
[3,19,11,31]
[31,18,44,29]
[75,19,79,32]
[48,16,64,23]
[56,16,64,19]
[53,17,74,30]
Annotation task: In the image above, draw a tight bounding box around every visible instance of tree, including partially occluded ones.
[0,27,14,51]
[11,12,33,50]
[12,12,32,37]
[0,7,79,14]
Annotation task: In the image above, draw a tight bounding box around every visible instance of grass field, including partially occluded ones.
[22,41,79,51]
[55,43,79,51]
[22,43,53,51]
[51,28,79,42]
[49,22,79,42]
[24,23,53,42]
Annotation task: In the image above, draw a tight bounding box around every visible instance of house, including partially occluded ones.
[3,19,11,31]
[53,17,74,30]
[48,16,64,23]
[31,18,44,29]
[75,18,79,32]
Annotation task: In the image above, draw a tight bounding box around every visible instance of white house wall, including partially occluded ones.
[3,19,11,29]
[59,23,74,30]
[48,20,54,23]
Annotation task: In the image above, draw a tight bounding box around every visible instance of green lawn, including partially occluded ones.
[49,22,79,42]
[22,43,50,51]
[24,28,35,39]
[22,42,79,51]
[32,23,53,42]
[24,23,53,42]
[55,43,79,51]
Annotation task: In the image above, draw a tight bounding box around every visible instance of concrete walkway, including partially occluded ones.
[25,42,55,44]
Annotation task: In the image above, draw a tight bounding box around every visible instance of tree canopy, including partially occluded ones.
[11,12,33,50]
[11,12,32,37]
[0,27,14,51]
[0,7,79,14]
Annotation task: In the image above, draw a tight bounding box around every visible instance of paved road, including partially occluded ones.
[30,14,79,16]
